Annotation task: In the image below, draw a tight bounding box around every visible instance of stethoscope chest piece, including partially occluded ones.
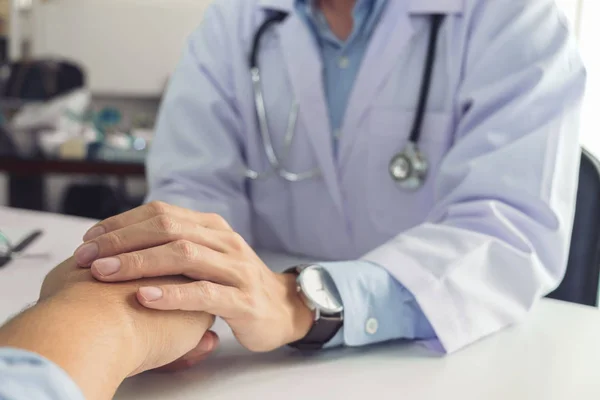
[389,141,428,191]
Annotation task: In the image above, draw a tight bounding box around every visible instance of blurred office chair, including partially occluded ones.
[548,149,600,306]
[2,60,85,102]
[0,59,87,211]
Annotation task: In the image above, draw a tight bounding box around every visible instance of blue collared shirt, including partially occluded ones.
[0,348,84,400]
[295,0,436,347]
[295,0,387,148]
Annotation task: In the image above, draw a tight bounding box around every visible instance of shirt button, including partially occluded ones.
[338,56,350,69]
[366,318,379,335]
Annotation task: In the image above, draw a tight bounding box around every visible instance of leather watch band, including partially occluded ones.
[288,314,343,351]
[284,266,344,351]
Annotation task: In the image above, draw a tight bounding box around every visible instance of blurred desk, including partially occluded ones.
[1,207,600,400]
[0,207,97,313]
[0,156,146,175]
[0,155,145,211]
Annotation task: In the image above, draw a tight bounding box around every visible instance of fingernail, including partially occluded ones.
[93,258,121,277]
[83,226,106,241]
[139,287,163,302]
[74,242,99,266]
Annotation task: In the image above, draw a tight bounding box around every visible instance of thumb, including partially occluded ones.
[154,331,220,373]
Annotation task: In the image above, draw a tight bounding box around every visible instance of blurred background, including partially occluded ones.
[0,0,595,220]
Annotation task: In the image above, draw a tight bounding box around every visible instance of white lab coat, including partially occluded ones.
[147,0,586,352]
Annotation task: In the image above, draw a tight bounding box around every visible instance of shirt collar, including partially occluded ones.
[296,0,379,31]
[295,0,373,14]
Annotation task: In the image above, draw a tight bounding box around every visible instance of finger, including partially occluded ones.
[83,201,232,241]
[90,241,246,287]
[137,281,248,319]
[154,331,219,373]
[76,216,236,266]
[154,332,217,372]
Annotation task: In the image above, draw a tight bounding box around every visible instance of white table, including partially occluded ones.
[1,206,600,400]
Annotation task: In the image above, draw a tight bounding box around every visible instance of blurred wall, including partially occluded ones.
[0,0,8,35]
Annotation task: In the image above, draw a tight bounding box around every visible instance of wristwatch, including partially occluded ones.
[285,264,344,351]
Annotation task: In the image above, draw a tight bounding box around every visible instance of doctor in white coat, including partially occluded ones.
[74,0,586,357]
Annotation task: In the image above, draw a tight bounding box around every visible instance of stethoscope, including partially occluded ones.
[246,11,445,190]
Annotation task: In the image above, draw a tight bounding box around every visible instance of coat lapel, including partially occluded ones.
[276,13,345,214]
[338,0,465,166]
[338,0,416,166]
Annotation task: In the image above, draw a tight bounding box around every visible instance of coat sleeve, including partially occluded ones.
[361,0,586,353]
[145,3,253,241]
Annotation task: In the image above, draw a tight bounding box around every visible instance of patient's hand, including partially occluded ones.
[40,258,216,375]
[1,258,215,399]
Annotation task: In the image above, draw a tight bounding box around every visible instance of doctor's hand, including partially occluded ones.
[74,202,315,352]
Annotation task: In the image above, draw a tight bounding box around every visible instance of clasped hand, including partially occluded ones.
[74,202,313,355]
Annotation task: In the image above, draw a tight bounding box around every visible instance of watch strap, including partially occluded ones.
[288,314,343,351]
[284,266,343,351]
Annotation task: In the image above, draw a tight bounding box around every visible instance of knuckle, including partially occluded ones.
[125,252,145,275]
[243,292,260,314]
[102,232,125,252]
[169,286,189,304]
[172,240,198,261]
[196,281,215,301]
[151,214,180,235]
[226,232,246,251]
[147,201,170,216]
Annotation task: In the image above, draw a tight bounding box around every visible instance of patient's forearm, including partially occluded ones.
[0,287,137,400]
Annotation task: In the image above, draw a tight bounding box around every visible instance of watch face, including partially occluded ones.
[299,266,343,314]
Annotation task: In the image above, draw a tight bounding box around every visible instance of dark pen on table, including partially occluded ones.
[0,230,45,268]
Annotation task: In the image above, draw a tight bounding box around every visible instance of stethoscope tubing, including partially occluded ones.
[246,10,444,186]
